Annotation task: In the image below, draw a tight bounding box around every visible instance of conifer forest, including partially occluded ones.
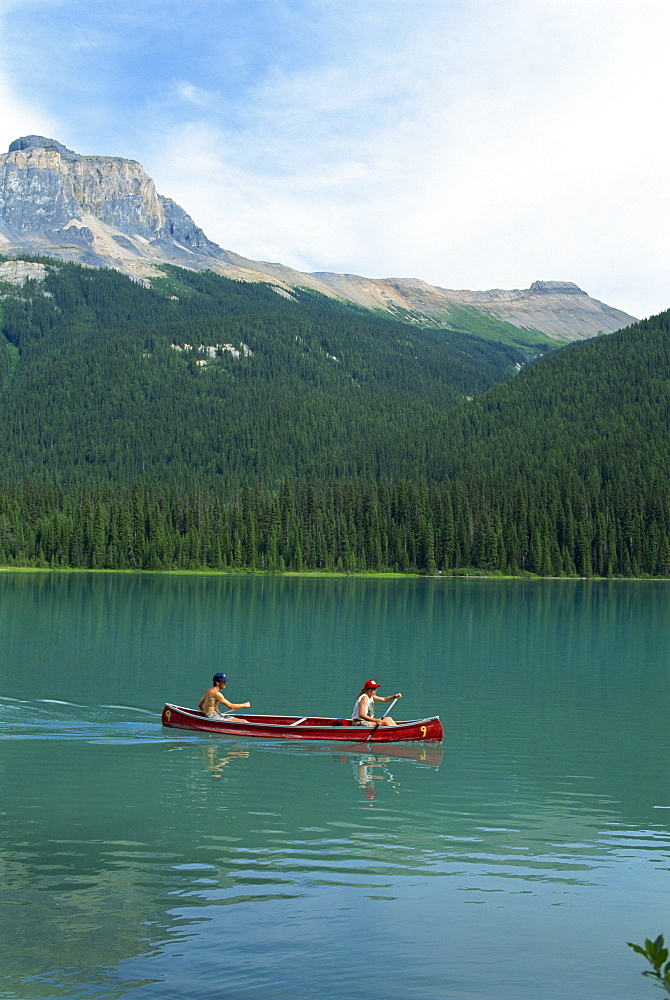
[1,258,668,576]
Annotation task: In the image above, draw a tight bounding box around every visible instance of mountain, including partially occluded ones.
[0,135,636,343]
[0,135,665,578]
[0,259,525,486]
[398,309,670,489]
[0,295,668,577]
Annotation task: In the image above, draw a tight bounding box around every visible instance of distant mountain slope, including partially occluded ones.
[0,302,667,577]
[0,259,524,485]
[398,308,670,489]
[307,275,635,342]
[0,135,636,344]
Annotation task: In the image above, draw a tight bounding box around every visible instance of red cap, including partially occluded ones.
[363,679,381,689]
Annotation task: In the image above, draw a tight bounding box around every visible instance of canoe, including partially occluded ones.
[161,703,443,742]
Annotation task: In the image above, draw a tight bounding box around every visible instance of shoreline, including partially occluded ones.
[0,566,667,581]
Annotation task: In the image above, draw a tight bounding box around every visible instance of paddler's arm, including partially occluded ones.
[372,692,402,703]
[217,692,251,710]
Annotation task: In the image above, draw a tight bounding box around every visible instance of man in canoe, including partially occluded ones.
[351,679,402,728]
[198,673,251,721]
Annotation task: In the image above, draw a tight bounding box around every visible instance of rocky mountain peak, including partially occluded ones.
[9,135,77,157]
[530,280,586,296]
[0,135,221,274]
[0,136,637,339]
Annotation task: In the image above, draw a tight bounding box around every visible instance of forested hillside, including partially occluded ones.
[0,259,526,484]
[385,310,670,483]
[0,257,668,577]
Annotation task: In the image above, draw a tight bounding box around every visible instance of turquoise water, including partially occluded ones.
[1,574,669,999]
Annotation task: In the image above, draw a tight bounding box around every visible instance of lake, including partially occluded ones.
[1,573,668,1000]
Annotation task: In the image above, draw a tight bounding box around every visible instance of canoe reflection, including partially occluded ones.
[325,742,443,769]
[192,738,442,782]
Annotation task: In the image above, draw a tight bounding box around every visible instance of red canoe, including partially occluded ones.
[161,704,443,743]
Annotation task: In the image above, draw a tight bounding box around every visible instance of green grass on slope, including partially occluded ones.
[443,305,557,353]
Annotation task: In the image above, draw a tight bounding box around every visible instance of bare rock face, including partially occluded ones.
[0,136,637,339]
[529,280,584,295]
[309,273,637,340]
[0,259,48,284]
[0,135,221,258]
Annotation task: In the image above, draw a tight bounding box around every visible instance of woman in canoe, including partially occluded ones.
[351,679,402,728]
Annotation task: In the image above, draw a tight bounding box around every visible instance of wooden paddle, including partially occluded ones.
[365,696,400,741]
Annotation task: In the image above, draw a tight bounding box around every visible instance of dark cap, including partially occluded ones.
[213,673,228,684]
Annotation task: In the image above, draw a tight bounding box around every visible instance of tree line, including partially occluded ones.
[0,475,667,577]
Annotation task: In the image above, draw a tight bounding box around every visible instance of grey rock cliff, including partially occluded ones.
[0,136,637,340]
[0,136,221,262]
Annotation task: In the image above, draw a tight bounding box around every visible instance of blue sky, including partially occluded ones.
[0,0,668,318]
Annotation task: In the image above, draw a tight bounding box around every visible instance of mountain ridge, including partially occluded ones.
[0,259,527,487]
[0,135,636,341]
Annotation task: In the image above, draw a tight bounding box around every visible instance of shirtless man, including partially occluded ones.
[198,673,251,722]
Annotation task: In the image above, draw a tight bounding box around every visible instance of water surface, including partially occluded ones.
[1,574,668,999]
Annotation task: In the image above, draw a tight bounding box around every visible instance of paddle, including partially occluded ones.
[365,696,400,741]
[381,695,400,719]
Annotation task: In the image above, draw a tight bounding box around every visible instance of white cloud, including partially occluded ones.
[0,62,61,154]
[173,81,223,112]
[140,1,668,316]
[0,0,668,317]
[0,0,65,151]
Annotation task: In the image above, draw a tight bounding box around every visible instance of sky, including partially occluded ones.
[0,0,668,319]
